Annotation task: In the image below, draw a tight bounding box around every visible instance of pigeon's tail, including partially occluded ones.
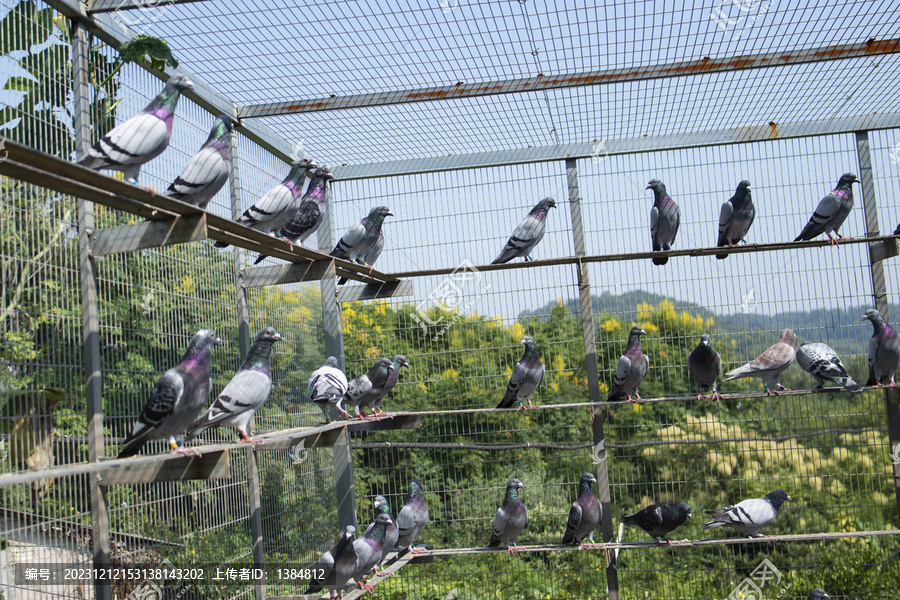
[894,222,900,236]
[76,154,109,171]
[698,519,723,530]
[214,240,229,248]
[117,431,152,458]
[253,253,269,265]
[561,530,577,546]
[723,365,752,382]
[491,252,513,265]
[866,366,877,387]
[337,277,348,285]
[487,538,501,548]
[652,256,668,266]
[715,252,728,260]
[497,388,518,409]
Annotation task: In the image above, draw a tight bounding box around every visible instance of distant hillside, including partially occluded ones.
[520,291,900,358]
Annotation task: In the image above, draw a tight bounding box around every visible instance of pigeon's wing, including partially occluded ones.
[331,220,367,259]
[309,366,348,401]
[749,342,793,371]
[237,185,293,229]
[488,506,510,546]
[396,504,423,540]
[184,370,271,438]
[79,113,168,171]
[118,369,184,456]
[497,362,528,409]
[796,192,840,240]
[493,215,542,264]
[650,206,660,251]
[561,501,583,544]
[613,355,632,387]
[344,375,374,404]
[280,199,321,239]
[165,145,229,207]
[307,550,334,592]
[702,499,771,529]
[717,200,734,247]
[362,231,385,265]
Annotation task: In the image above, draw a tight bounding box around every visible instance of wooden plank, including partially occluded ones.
[871,237,900,263]
[89,213,207,257]
[101,450,230,485]
[243,261,334,288]
[333,428,356,531]
[336,280,415,303]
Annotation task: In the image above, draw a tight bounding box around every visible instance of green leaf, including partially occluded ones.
[118,35,179,70]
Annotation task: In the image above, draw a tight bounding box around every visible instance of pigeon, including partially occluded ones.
[607,326,649,402]
[337,228,385,285]
[183,327,281,444]
[372,355,409,415]
[723,329,797,395]
[622,501,692,545]
[797,341,862,392]
[352,513,393,593]
[305,525,359,600]
[492,198,557,264]
[497,336,545,410]
[214,158,317,248]
[700,489,791,538]
[795,173,860,245]
[117,328,222,458]
[488,478,528,554]
[863,309,900,386]
[688,334,722,400]
[647,179,681,265]
[308,356,350,422]
[561,472,600,548]
[164,115,233,209]
[396,479,429,552]
[365,495,399,575]
[331,206,393,269]
[253,167,334,264]
[808,590,830,600]
[342,358,394,419]
[77,75,194,184]
[716,180,755,259]
[894,221,900,236]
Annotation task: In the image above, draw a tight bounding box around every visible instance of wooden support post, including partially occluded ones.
[566,158,619,600]
[333,427,357,530]
[856,131,900,523]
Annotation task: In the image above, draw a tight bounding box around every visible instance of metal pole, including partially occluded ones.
[856,131,900,521]
[565,158,619,600]
[228,137,266,600]
[71,20,112,600]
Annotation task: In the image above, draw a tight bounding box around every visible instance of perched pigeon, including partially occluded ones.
[331,206,393,267]
[863,309,900,386]
[795,173,860,245]
[607,326,649,402]
[308,356,350,422]
[164,115,233,208]
[561,472,600,548]
[253,167,334,264]
[700,489,791,538]
[488,478,528,554]
[716,180,755,259]
[497,336,545,410]
[647,179,681,265]
[306,525,358,600]
[396,479,429,552]
[797,341,862,392]
[365,495,399,575]
[118,329,222,458]
[622,501,692,545]
[372,355,409,415]
[214,158,317,248]
[723,329,797,394]
[808,590,830,600]
[342,358,394,419]
[77,75,194,184]
[894,222,900,236]
[688,334,722,400]
[183,327,281,444]
[492,198,557,264]
[337,229,385,285]
[352,513,393,593]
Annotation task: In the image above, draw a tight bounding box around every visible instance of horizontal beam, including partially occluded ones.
[88,0,210,13]
[332,111,900,180]
[102,448,230,485]
[239,39,900,119]
[336,280,415,303]
[88,213,207,257]
[242,261,335,288]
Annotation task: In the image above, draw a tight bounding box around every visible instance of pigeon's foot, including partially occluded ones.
[172,446,200,457]
[362,582,375,594]
[656,539,672,546]
[711,392,723,402]
[409,546,424,554]
[237,436,262,444]
[828,235,839,246]
[279,237,295,252]
[506,544,519,556]
[626,395,635,402]
[695,392,703,400]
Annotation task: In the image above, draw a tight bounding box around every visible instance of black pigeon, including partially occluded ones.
[622,501,692,545]
[688,334,722,401]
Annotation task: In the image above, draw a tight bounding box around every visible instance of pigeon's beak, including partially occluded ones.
[638,327,646,335]
[401,361,410,369]
[785,493,792,501]
[862,314,870,322]
[214,336,224,346]
[386,210,394,217]
[272,332,282,342]
[645,184,651,190]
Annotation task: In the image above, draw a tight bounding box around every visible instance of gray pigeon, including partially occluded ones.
[488,478,528,554]
[342,358,394,419]
[396,479,429,552]
[117,328,222,458]
[331,206,393,266]
[700,489,791,537]
[808,590,830,600]
[797,341,862,392]
[337,229,385,285]
[647,179,681,265]
[352,513,393,593]
[78,75,194,184]
[723,329,797,394]
[183,327,281,444]
[607,326,649,402]
[622,501,692,545]
[716,180,755,259]
[253,167,334,264]
[863,309,900,386]
[372,355,409,415]
[306,525,358,600]
[492,198,557,264]
[308,356,350,422]
[561,472,600,548]
[365,495,399,576]
[164,115,233,209]
[213,158,317,248]
[497,336,545,410]
[795,173,860,244]
[688,334,722,400]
